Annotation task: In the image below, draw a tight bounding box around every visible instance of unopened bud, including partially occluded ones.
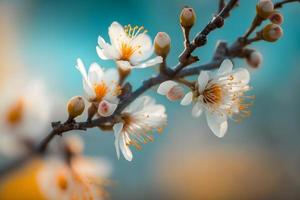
[262,23,283,42]
[67,96,85,119]
[269,11,284,25]
[180,7,196,28]
[256,0,274,19]
[247,51,263,68]
[154,32,171,57]
[166,86,184,101]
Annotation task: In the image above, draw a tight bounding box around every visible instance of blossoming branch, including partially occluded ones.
[1,0,299,188]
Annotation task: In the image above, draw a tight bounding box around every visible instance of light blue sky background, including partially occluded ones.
[2,0,300,199]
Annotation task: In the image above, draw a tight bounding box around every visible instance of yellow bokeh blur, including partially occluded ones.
[0,159,46,200]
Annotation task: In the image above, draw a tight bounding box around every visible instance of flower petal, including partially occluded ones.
[157,80,178,95]
[88,63,104,85]
[206,111,228,137]
[98,100,118,117]
[132,56,163,69]
[96,45,120,60]
[232,68,250,85]
[120,133,133,161]
[113,123,124,160]
[180,91,193,106]
[192,102,203,117]
[108,21,128,48]
[76,58,88,80]
[197,71,209,93]
[130,34,153,63]
[217,59,233,76]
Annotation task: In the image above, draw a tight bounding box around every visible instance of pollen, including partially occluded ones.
[6,98,24,126]
[94,82,108,102]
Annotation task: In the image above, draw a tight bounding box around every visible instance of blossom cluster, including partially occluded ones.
[72,21,252,161]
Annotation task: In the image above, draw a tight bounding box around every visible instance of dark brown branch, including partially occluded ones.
[218,0,226,13]
[274,0,300,8]
[175,0,238,73]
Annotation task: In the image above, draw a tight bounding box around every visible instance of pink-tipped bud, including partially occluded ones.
[67,96,85,119]
[269,11,284,25]
[180,7,196,28]
[262,23,283,42]
[256,0,274,19]
[247,51,263,68]
[154,32,171,57]
[166,86,184,101]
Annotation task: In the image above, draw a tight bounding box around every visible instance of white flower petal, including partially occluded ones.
[197,71,209,93]
[98,100,118,117]
[130,34,153,63]
[76,58,88,80]
[217,59,233,76]
[232,68,250,85]
[157,80,178,95]
[108,21,127,48]
[88,63,104,85]
[120,133,133,161]
[181,92,193,106]
[206,111,228,137]
[192,102,203,117]
[113,123,124,160]
[96,45,120,60]
[132,56,163,69]
[83,79,96,101]
[98,36,107,48]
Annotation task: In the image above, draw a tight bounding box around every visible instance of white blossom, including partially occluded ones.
[76,58,121,117]
[113,96,167,161]
[181,59,253,137]
[96,21,163,69]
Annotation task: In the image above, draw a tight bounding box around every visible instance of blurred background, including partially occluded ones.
[0,0,300,199]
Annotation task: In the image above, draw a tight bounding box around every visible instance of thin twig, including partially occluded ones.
[274,0,300,8]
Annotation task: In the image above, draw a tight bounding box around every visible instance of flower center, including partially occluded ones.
[119,25,146,61]
[202,83,223,106]
[93,82,108,102]
[6,98,24,126]
[56,172,68,191]
[120,43,136,61]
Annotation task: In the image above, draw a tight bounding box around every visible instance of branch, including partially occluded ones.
[274,0,300,8]
[175,0,239,73]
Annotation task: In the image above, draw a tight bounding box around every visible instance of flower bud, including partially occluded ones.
[269,11,284,25]
[247,51,263,68]
[262,23,283,42]
[166,86,184,101]
[256,0,274,19]
[180,7,196,28]
[67,96,85,119]
[154,32,171,57]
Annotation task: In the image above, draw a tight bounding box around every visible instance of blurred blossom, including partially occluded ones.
[0,78,52,158]
[0,136,112,200]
